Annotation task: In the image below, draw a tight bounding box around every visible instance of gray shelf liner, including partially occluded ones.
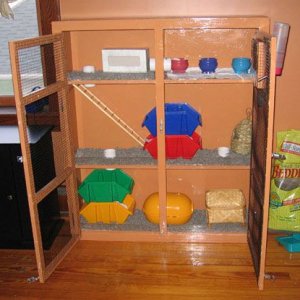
[76,147,250,166]
[68,71,155,81]
[68,70,254,82]
[81,209,247,233]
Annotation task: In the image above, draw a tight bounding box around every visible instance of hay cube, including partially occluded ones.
[205,189,246,225]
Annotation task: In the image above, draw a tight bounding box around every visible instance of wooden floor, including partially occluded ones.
[0,233,299,299]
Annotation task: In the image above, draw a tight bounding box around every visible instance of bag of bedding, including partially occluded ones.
[268,130,300,232]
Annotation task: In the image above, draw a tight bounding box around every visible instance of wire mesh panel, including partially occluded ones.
[18,46,44,96]
[9,33,80,283]
[38,180,73,267]
[14,36,64,98]
[12,35,72,194]
[248,34,275,289]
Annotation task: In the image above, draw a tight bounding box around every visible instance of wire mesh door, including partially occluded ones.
[9,33,80,282]
[248,32,276,290]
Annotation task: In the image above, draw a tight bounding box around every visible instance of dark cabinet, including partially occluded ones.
[0,125,61,249]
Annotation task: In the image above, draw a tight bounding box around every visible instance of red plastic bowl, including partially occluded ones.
[144,132,202,159]
[171,58,189,73]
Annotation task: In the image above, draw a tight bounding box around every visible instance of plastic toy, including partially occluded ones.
[143,192,193,225]
[78,169,136,224]
[171,58,189,73]
[142,103,202,137]
[199,57,218,73]
[144,132,202,159]
[142,103,202,159]
[276,234,300,252]
[78,169,134,203]
[80,194,135,224]
[232,57,251,74]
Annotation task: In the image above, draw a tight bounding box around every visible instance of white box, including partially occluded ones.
[102,49,149,73]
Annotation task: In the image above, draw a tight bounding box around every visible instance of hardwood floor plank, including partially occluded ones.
[0,236,300,299]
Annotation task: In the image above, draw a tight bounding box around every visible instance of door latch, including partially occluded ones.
[272,152,286,160]
[159,119,164,133]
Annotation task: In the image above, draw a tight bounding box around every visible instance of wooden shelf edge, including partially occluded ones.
[0,96,15,106]
[75,163,249,170]
[68,79,253,85]
[52,17,269,33]
[166,164,250,170]
[81,229,247,243]
[164,79,254,84]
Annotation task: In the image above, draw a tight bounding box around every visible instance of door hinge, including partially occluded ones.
[264,273,276,280]
[27,276,39,283]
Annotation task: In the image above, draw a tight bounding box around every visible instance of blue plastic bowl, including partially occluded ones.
[232,57,251,74]
[25,86,49,113]
[199,58,218,73]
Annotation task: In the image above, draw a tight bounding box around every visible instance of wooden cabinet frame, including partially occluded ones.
[10,17,276,289]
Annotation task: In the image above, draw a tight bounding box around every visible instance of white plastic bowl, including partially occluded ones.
[83,65,95,73]
[218,147,230,158]
[104,148,116,159]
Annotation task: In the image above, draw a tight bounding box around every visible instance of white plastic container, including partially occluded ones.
[218,147,230,158]
[104,148,116,159]
[83,65,95,73]
[149,58,171,71]
[273,22,290,76]
[82,65,96,87]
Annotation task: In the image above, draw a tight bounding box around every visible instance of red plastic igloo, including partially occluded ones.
[144,132,202,159]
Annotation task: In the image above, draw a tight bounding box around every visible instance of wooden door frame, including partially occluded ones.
[9,32,80,282]
[247,32,276,290]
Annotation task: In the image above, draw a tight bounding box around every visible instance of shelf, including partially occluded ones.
[68,69,255,85]
[0,107,59,126]
[68,71,155,85]
[81,229,247,243]
[75,147,250,169]
[81,209,247,232]
[165,68,256,84]
[80,209,247,243]
[75,147,156,169]
[166,149,250,169]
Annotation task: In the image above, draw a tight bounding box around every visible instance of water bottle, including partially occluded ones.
[273,22,290,76]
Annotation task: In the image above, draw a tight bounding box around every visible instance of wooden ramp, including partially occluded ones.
[73,84,145,147]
